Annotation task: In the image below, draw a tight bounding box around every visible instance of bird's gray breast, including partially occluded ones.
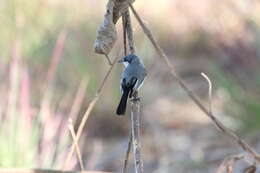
[121,62,147,91]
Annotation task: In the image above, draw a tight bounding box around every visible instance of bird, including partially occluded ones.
[116,54,147,115]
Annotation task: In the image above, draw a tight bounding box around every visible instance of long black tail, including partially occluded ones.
[116,89,130,115]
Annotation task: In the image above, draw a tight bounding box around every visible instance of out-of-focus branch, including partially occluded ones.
[215,154,244,173]
[129,3,260,164]
[63,54,120,169]
[69,79,89,121]
[131,93,143,173]
[68,119,85,171]
[45,31,67,89]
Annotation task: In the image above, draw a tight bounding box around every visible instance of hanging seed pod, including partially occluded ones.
[94,0,117,55]
[94,0,135,55]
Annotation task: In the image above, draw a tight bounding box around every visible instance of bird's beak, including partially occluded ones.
[118,59,124,63]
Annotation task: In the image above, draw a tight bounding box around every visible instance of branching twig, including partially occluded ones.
[104,54,113,66]
[215,154,244,173]
[68,118,85,171]
[63,54,120,169]
[129,3,260,163]
[131,93,144,173]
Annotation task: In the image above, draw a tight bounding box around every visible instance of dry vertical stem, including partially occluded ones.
[68,118,85,171]
[124,9,135,54]
[122,11,132,173]
[122,7,138,173]
[131,93,144,173]
[122,131,132,173]
[129,3,260,164]
[122,12,127,56]
[113,0,135,23]
[63,54,120,169]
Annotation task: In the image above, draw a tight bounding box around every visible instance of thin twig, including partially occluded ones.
[122,131,132,173]
[69,79,89,121]
[214,154,244,173]
[129,3,260,163]
[68,118,85,171]
[131,93,144,173]
[104,54,113,66]
[63,54,120,169]
[201,72,212,113]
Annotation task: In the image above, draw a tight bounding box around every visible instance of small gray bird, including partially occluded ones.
[116,54,147,115]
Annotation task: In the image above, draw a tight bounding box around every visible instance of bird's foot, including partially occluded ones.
[131,97,141,102]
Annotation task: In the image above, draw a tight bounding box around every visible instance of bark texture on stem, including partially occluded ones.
[131,93,144,173]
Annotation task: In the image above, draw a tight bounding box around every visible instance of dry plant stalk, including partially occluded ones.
[215,154,244,173]
[121,12,132,173]
[63,54,120,169]
[128,3,260,164]
[121,6,142,173]
[68,118,85,171]
[131,93,144,173]
[113,0,135,23]
[122,12,127,56]
[124,9,135,54]
[69,79,89,121]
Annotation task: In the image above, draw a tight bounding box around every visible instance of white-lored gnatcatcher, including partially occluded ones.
[116,54,147,115]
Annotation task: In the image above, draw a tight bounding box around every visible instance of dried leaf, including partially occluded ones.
[94,0,135,55]
[94,0,117,55]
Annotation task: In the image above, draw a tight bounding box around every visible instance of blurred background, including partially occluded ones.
[0,0,260,172]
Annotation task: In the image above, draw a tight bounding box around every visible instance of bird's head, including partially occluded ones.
[118,54,139,65]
